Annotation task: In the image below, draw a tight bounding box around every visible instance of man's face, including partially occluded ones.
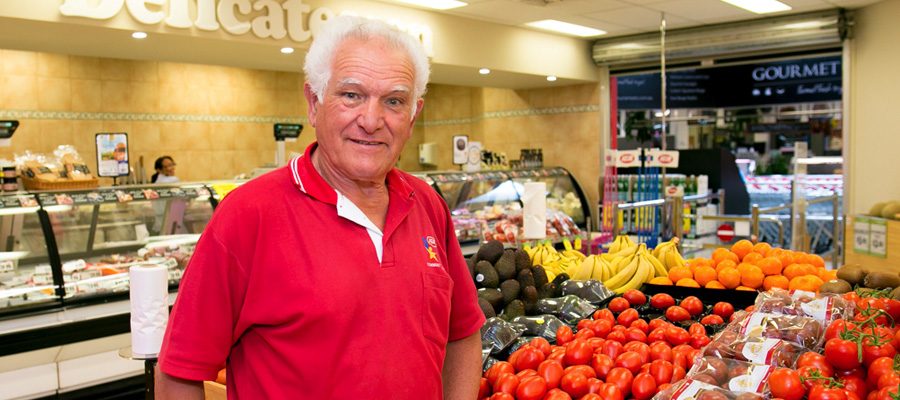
[305,36,423,184]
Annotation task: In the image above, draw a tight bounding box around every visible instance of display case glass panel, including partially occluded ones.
[0,194,57,313]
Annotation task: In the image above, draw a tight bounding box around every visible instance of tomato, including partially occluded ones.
[537,360,564,390]
[877,371,900,389]
[648,327,668,344]
[858,298,887,312]
[517,369,538,379]
[651,293,676,309]
[826,320,858,342]
[608,297,630,313]
[614,351,643,375]
[808,385,848,400]
[835,366,867,381]
[842,292,861,304]
[530,337,552,357]
[838,376,868,400]
[624,327,648,343]
[798,366,831,390]
[623,289,647,306]
[576,319,592,332]
[589,319,613,339]
[863,340,896,366]
[875,387,900,400]
[665,326,691,346]
[672,351,688,371]
[624,342,651,362]
[701,314,725,325]
[671,364,686,383]
[515,375,548,400]
[485,361,515,386]
[514,345,547,372]
[688,323,706,336]
[585,377,603,395]
[493,372,520,394]
[867,356,895,383]
[649,318,670,332]
[563,365,597,380]
[630,319,650,335]
[478,377,491,399]
[769,368,805,400]
[884,299,900,322]
[680,296,704,316]
[600,340,624,360]
[649,341,674,362]
[617,308,640,327]
[580,394,602,400]
[547,349,566,368]
[606,331,627,345]
[666,306,691,322]
[564,339,593,366]
[489,392,515,400]
[589,353,613,380]
[598,382,624,400]
[649,359,674,386]
[690,334,712,349]
[593,309,615,324]
[825,338,862,370]
[605,367,634,398]
[559,372,589,398]
[557,326,574,346]
[542,388,573,400]
[631,372,657,400]
[574,329,595,341]
[797,352,835,377]
[713,302,735,319]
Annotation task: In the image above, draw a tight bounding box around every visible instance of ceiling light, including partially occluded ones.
[281,47,294,54]
[524,20,606,37]
[546,76,557,82]
[720,0,791,14]
[132,32,147,39]
[479,68,490,75]
[392,0,467,10]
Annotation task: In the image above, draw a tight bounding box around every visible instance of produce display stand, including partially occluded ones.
[844,215,900,273]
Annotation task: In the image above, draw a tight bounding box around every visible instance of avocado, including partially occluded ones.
[536,282,556,299]
[521,286,539,315]
[500,279,521,305]
[477,288,504,313]
[494,250,517,281]
[502,300,526,320]
[517,268,536,288]
[474,260,500,288]
[476,240,504,264]
[531,266,549,288]
[515,248,531,272]
[819,279,852,294]
[837,264,868,286]
[865,270,900,289]
[466,256,477,280]
[478,297,496,319]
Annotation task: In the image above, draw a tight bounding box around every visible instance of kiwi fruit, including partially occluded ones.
[837,264,869,286]
[882,202,900,220]
[514,248,532,272]
[819,279,852,294]
[517,268,536,288]
[864,270,900,289]
[474,260,499,288]
[494,250,517,281]
[531,266,549,288]
[476,240,504,264]
[870,202,889,217]
[478,297,496,319]
[500,279,521,305]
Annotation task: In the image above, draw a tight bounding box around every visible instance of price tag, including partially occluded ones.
[853,216,871,255]
[870,219,887,258]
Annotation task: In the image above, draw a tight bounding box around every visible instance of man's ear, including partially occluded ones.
[410,98,425,126]
[303,82,319,128]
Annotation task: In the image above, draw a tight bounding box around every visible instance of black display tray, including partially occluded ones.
[641,283,760,311]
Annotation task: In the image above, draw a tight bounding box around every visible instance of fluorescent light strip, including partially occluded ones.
[720,0,791,14]
[524,20,606,37]
[393,0,467,10]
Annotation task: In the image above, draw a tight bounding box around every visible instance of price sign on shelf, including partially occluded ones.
[853,216,871,255]
[870,219,888,258]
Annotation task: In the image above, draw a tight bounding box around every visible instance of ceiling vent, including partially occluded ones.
[593,10,852,71]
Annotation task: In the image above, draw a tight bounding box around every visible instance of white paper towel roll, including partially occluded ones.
[522,182,547,239]
[130,264,169,356]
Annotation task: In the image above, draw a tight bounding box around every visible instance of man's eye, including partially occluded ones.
[387,98,402,106]
[343,93,358,99]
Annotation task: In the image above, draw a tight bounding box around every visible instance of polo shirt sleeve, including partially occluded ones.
[158,224,251,381]
[441,203,486,342]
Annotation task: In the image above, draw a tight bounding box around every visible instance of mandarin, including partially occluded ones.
[792,252,810,265]
[676,278,701,288]
[756,257,784,276]
[715,259,738,273]
[731,240,753,261]
[763,275,790,291]
[740,266,765,289]
[694,266,718,287]
[818,269,838,282]
[705,280,726,289]
[753,242,772,255]
[718,267,742,289]
[668,266,693,283]
[783,264,805,281]
[742,252,764,266]
[687,258,712,272]
[808,254,825,269]
[771,248,795,268]
[736,286,757,291]
[649,277,674,285]
[713,250,740,267]
[789,275,825,292]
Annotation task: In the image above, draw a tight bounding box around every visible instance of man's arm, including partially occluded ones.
[155,367,205,400]
[442,330,483,400]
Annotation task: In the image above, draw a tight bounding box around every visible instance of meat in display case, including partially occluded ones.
[414,167,591,246]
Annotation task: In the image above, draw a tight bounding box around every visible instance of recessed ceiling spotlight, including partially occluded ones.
[281,47,294,54]
[547,76,557,82]
[132,32,147,39]
[479,68,491,75]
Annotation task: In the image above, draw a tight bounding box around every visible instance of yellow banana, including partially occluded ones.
[614,256,651,293]
[666,250,686,270]
[644,250,668,277]
[604,255,639,289]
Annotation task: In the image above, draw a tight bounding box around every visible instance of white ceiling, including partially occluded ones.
[0,0,883,89]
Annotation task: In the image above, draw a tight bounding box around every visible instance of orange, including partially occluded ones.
[757,257,784,276]
[753,242,773,255]
[715,259,738,273]
[687,258,711,273]
[737,262,756,275]
[789,275,825,292]
[711,248,731,262]
[713,250,740,267]
[818,269,838,282]
[736,286,757,291]
[763,275,790,291]
[792,252,810,265]
[783,264,805,281]
[668,266,693,283]
[808,254,826,269]
[731,240,754,261]
[741,266,765,289]
[676,278,701,288]
[694,266,718,287]
[718,267,742,289]
[771,248,795,268]
[649,277,674,285]
[742,252,764,266]
[705,280,726,289]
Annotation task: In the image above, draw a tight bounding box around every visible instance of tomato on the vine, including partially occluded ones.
[825,320,858,342]
[807,384,848,400]
[838,375,867,400]
[769,368,805,400]
[797,352,835,377]
[797,366,830,390]
[824,338,862,370]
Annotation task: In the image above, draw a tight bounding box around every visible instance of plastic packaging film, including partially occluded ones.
[129,264,169,355]
[522,182,547,239]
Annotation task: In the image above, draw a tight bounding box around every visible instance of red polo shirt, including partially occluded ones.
[159,143,484,399]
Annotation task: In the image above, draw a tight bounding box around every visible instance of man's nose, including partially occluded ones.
[357,99,386,133]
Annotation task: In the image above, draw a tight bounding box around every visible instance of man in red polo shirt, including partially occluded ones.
[156,15,485,399]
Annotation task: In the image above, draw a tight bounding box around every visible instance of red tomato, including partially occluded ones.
[672,352,688,371]
[769,368,805,400]
[485,361,515,386]
[650,293,676,310]
[623,289,647,306]
[564,340,593,366]
[649,341,674,362]
[617,308,640,327]
[665,326,691,346]
[798,366,831,390]
[606,331,627,345]
[623,341,651,364]
[825,320,858,342]
[868,356,896,383]
[884,299,900,322]
[589,319,613,339]
[489,392,515,400]
[593,309,615,324]
[648,327,668,344]
[713,302,735,319]
[649,359,674,386]
[649,318,670,332]
[537,360,564,390]
[478,377,491,399]
[611,325,627,333]
[530,337,552,357]
[597,382,624,400]
[585,378,603,394]
[557,326,574,346]
[701,314,725,325]
[624,327,648,343]
[858,298,887,312]
[605,367,634,398]
[825,338,862,370]
[517,369,538,379]
[547,349,567,368]
[808,385,848,400]
[671,364,686,383]
[797,352,835,377]
[516,375,548,400]
[665,306,691,322]
[630,319,650,335]
[599,340,624,360]
[559,372,589,398]
[590,353,614,380]
[586,337,605,350]
[563,365,597,380]
[576,319,592,332]
[688,323,706,336]
[608,297,630,313]
[877,371,900,390]
[514,345,547,372]
[690,334,711,349]
[614,351,643,375]
[680,296,704,316]
[574,329,595,341]
[542,388,573,400]
[493,373,520,394]
[631,372,657,400]
[842,292,861,304]
[863,340,896,366]
[838,376,868,400]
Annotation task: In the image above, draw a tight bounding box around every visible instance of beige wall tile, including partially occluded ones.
[208,87,236,115]
[251,70,277,90]
[182,64,211,88]
[131,122,162,153]
[71,79,102,112]
[69,56,100,79]
[482,87,505,112]
[2,75,37,110]
[131,82,159,113]
[38,77,71,111]
[276,71,301,91]
[248,89,276,116]
[158,84,187,114]
[159,122,194,151]
[100,58,131,82]
[276,89,303,117]
[205,65,231,88]
[101,81,134,113]
[208,123,236,151]
[2,50,36,76]
[37,53,69,78]
[130,61,158,83]
[184,122,212,150]
[158,62,185,85]
[39,120,74,151]
[11,121,41,151]
[71,121,104,161]
[227,67,254,89]
[232,150,260,175]
[183,86,210,115]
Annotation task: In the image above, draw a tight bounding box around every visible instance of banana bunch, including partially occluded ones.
[526,243,561,267]
[652,237,687,271]
[602,244,669,294]
[608,235,636,254]
[565,254,611,281]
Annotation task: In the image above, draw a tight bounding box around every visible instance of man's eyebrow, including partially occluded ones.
[390,86,411,94]
[337,78,363,86]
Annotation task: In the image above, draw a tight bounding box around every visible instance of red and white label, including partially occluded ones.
[801,297,836,326]
[717,224,735,242]
[670,380,720,400]
[789,289,817,300]
[728,364,776,393]
[739,312,781,336]
[740,338,784,365]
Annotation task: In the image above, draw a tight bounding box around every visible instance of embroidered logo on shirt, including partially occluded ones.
[422,236,442,268]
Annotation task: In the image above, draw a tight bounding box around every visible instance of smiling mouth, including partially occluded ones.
[351,139,382,146]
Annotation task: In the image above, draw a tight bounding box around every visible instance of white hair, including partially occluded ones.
[303,15,430,102]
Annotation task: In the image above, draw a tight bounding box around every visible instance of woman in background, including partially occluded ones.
[152,156,179,184]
